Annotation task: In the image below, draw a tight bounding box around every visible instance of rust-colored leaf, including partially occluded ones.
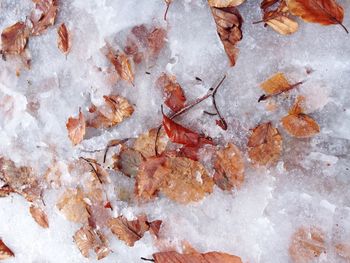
[289,226,326,263]
[210,6,243,66]
[154,157,214,204]
[162,114,213,147]
[88,95,134,129]
[149,220,162,238]
[148,28,167,57]
[286,0,348,33]
[57,23,70,55]
[105,47,134,85]
[156,73,186,112]
[208,0,245,7]
[0,239,14,260]
[30,0,59,36]
[153,251,242,263]
[247,122,283,166]
[213,143,244,191]
[66,109,86,145]
[29,205,49,228]
[114,148,143,177]
[1,22,29,56]
[133,128,168,158]
[0,185,14,197]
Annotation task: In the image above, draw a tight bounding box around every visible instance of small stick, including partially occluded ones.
[141,257,155,262]
[258,81,304,102]
[79,157,103,184]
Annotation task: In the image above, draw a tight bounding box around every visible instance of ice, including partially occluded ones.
[0,0,350,262]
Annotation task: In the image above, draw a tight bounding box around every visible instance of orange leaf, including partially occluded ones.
[210,6,243,66]
[208,0,245,7]
[213,143,244,191]
[286,0,348,33]
[1,22,29,56]
[281,114,320,138]
[66,109,86,145]
[248,122,283,166]
[29,205,49,228]
[105,47,134,85]
[0,239,14,260]
[57,23,70,55]
[133,128,168,158]
[334,243,350,260]
[30,0,59,36]
[153,251,242,263]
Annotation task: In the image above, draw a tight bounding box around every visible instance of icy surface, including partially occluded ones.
[0,0,350,262]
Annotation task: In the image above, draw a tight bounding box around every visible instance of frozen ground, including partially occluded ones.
[0,0,350,262]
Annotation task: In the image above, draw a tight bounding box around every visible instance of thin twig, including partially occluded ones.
[79,157,103,184]
[258,81,304,102]
[164,3,170,21]
[212,86,228,130]
[141,257,155,262]
[203,111,217,116]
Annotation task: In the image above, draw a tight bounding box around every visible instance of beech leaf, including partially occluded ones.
[57,23,70,55]
[1,22,29,56]
[133,128,168,158]
[105,47,134,85]
[148,28,167,57]
[152,251,242,263]
[0,239,14,260]
[66,109,86,145]
[208,0,245,7]
[30,0,59,36]
[114,148,143,177]
[29,205,49,228]
[335,243,350,260]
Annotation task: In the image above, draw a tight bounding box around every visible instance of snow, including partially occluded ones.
[0,0,350,262]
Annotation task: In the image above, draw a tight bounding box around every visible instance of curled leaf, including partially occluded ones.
[105,47,134,85]
[0,239,14,260]
[57,23,70,55]
[156,73,186,112]
[29,205,49,228]
[66,109,86,145]
[289,226,326,263]
[30,0,59,36]
[208,0,245,7]
[286,0,348,33]
[153,251,242,263]
[210,6,243,66]
[213,143,244,191]
[1,22,29,56]
[248,122,283,166]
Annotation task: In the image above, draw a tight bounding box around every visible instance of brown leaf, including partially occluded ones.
[148,28,167,57]
[266,15,299,35]
[155,157,214,204]
[29,205,49,228]
[73,225,110,260]
[286,0,348,33]
[247,122,283,166]
[114,148,143,177]
[289,226,326,263]
[57,23,70,55]
[210,6,243,66]
[133,128,168,158]
[149,220,162,238]
[0,185,14,197]
[1,22,29,56]
[88,95,134,129]
[156,73,186,112]
[213,143,244,191]
[335,243,350,260]
[153,251,242,263]
[261,0,280,10]
[260,72,291,98]
[105,47,134,85]
[208,0,245,7]
[0,239,14,260]
[66,109,86,145]
[108,215,150,246]
[30,0,59,36]
[56,188,89,223]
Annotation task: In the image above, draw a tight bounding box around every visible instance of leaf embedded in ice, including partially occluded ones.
[29,205,49,228]
[57,23,70,55]
[105,47,134,85]
[133,128,168,158]
[286,0,348,33]
[0,185,14,198]
[148,27,167,57]
[149,220,162,238]
[247,122,283,166]
[66,109,86,146]
[210,6,243,66]
[156,73,186,112]
[208,0,245,7]
[213,143,244,191]
[334,243,350,260]
[0,239,14,260]
[152,250,243,263]
[30,0,59,36]
[88,95,134,129]
[289,226,326,263]
[1,22,29,56]
[114,148,143,177]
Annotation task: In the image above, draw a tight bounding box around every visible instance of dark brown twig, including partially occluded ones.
[141,257,155,262]
[164,3,171,21]
[79,157,102,184]
[203,111,217,116]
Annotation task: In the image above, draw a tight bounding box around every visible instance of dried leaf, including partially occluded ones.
[29,205,49,228]
[261,0,280,10]
[0,185,14,197]
[133,128,168,158]
[156,73,186,112]
[208,0,245,7]
[248,122,283,166]
[155,157,214,204]
[148,28,167,57]
[162,114,213,147]
[289,226,326,263]
[57,23,70,55]
[114,148,143,177]
[56,188,89,223]
[286,0,348,33]
[0,239,14,260]
[88,95,134,129]
[335,243,350,260]
[30,0,59,36]
[105,47,134,85]
[1,22,29,56]
[153,251,242,263]
[210,6,243,66]
[213,143,244,191]
[259,72,292,100]
[108,215,150,246]
[266,16,299,35]
[66,109,86,145]
[149,220,162,238]
[73,225,110,260]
